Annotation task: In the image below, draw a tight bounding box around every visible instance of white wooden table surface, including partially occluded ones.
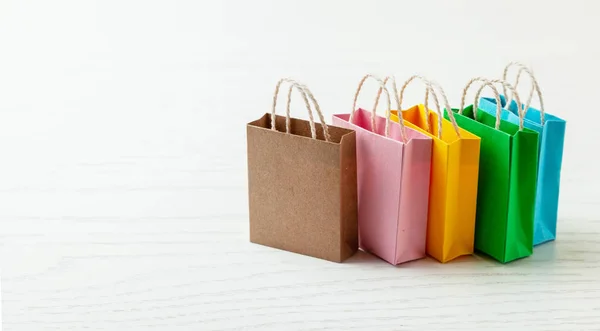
[1,1,599,330]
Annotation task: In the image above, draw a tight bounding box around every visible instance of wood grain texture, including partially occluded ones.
[1,0,600,330]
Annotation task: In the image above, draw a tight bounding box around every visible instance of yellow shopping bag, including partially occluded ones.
[374,75,481,262]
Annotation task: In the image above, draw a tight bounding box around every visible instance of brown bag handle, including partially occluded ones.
[272,78,331,142]
[503,62,545,124]
[350,74,408,142]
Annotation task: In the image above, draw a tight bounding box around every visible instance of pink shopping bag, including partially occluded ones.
[332,74,433,265]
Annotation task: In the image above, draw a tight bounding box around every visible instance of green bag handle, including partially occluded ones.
[459,78,524,131]
[476,79,524,129]
[467,78,525,130]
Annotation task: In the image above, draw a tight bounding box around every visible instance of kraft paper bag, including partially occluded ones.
[332,74,433,265]
[374,75,481,263]
[477,63,566,245]
[247,79,358,263]
[444,79,539,263]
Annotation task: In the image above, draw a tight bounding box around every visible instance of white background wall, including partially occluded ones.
[0,0,596,221]
[0,1,598,330]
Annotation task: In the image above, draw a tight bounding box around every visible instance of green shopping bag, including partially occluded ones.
[444,79,539,263]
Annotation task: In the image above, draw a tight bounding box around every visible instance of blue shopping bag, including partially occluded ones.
[477,65,566,245]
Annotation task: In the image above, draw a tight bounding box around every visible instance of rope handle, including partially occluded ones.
[272,78,331,141]
[398,75,462,139]
[370,76,410,142]
[398,76,436,133]
[371,77,400,119]
[470,78,524,130]
[460,78,503,129]
[371,76,425,133]
[350,74,407,142]
[503,62,545,124]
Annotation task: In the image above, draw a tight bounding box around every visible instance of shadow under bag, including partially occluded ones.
[247,79,358,262]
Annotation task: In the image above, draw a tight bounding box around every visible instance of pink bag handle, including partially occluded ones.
[351,74,408,142]
[272,78,331,142]
[371,76,409,142]
[503,62,545,124]
[371,76,425,132]
[371,76,401,120]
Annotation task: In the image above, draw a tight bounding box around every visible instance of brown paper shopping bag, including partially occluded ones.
[247,78,358,262]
